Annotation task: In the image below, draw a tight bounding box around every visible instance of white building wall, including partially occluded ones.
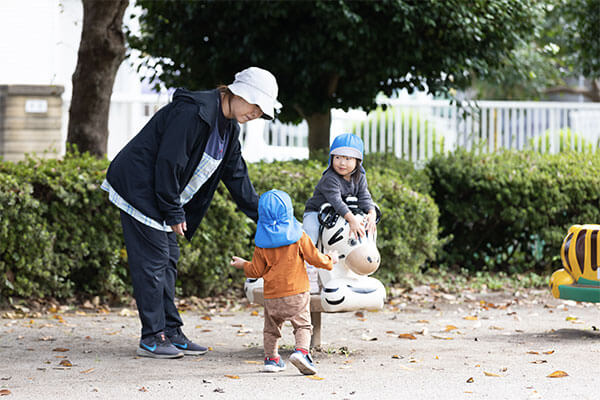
[1,0,155,157]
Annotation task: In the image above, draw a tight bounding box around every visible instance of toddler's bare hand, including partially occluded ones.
[328,250,339,264]
[230,256,247,269]
[348,215,366,239]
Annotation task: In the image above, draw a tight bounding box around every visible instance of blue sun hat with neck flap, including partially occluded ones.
[255,189,303,248]
[327,133,365,173]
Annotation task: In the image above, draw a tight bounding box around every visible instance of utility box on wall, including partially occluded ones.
[0,85,64,162]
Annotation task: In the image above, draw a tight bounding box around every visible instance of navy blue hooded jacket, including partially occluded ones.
[106,88,259,240]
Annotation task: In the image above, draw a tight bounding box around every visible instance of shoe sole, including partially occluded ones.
[136,347,184,359]
[263,365,285,373]
[181,349,208,356]
[289,353,317,375]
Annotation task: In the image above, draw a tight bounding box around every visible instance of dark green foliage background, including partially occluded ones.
[427,150,600,274]
[3,149,597,302]
[0,153,439,301]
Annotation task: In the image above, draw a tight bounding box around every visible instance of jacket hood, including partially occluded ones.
[172,88,220,130]
[255,189,303,249]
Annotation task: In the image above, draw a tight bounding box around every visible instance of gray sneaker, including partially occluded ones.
[166,327,208,355]
[136,332,184,359]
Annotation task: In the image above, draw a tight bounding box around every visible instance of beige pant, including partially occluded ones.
[263,292,312,358]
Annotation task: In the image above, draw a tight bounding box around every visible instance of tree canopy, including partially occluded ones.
[129,0,543,154]
[471,0,600,101]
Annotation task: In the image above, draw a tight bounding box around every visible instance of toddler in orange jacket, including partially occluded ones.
[231,189,337,375]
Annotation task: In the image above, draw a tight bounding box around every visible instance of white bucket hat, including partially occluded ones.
[227,67,282,120]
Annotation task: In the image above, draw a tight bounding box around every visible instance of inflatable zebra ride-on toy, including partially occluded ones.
[245,196,386,312]
[550,224,600,303]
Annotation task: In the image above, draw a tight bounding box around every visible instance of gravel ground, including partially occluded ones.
[1,288,599,400]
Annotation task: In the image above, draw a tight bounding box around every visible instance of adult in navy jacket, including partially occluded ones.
[102,67,282,358]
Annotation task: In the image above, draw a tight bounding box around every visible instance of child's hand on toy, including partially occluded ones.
[230,256,247,269]
[328,250,339,264]
[347,213,366,239]
[365,210,377,236]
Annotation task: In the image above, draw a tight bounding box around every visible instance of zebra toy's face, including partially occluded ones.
[320,213,380,276]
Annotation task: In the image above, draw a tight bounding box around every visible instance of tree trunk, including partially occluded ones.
[544,78,600,102]
[67,0,128,157]
[306,111,332,158]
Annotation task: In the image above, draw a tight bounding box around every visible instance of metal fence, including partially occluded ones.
[62,95,600,162]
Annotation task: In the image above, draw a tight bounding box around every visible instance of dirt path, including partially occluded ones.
[1,289,598,399]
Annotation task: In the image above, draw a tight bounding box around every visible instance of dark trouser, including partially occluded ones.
[120,211,183,338]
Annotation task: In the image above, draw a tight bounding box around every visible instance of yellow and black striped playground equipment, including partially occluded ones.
[550,224,600,303]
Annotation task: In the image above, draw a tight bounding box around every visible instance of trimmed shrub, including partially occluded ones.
[0,153,439,300]
[0,173,55,298]
[0,152,129,300]
[427,149,600,274]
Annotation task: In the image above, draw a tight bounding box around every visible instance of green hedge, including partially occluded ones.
[0,152,128,300]
[426,149,600,274]
[0,153,439,301]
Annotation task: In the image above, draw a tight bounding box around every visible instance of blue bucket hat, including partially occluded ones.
[255,189,303,249]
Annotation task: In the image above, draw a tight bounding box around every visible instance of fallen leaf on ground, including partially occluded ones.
[398,333,416,340]
[432,335,454,340]
[0,389,11,396]
[361,333,377,341]
[52,348,69,352]
[119,308,136,317]
[489,326,504,330]
[201,316,212,321]
[224,375,240,379]
[250,311,259,316]
[565,316,577,321]
[484,371,501,377]
[416,320,429,323]
[244,360,261,365]
[444,325,458,332]
[543,350,554,355]
[307,375,325,380]
[59,360,72,367]
[391,355,400,359]
[80,368,95,374]
[354,311,364,318]
[138,387,148,392]
[527,351,539,355]
[464,316,478,321]
[385,330,395,334]
[466,377,474,383]
[530,360,547,364]
[547,370,568,378]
